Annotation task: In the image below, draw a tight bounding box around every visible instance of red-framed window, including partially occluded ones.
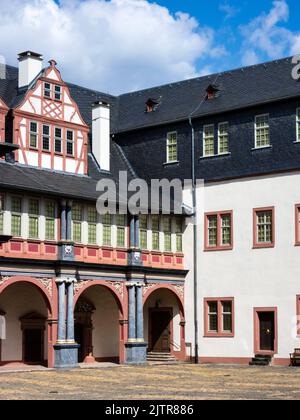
[204,211,233,251]
[295,205,300,246]
[253,207,275,248]
[204,298,234,337]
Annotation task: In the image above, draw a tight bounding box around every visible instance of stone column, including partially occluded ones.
[130,215,135,248]
[57,280,66,343]
[135,216,140,249]
[127,284,136,342]
[66,200,73,241]
[66,280,75,343]
[136,284,144,342]
[60,200,67,241]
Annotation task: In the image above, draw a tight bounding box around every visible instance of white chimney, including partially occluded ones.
[18,51,43,89]
[92,101,111,172]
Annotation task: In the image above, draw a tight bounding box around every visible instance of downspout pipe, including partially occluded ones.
[189,117,199,364]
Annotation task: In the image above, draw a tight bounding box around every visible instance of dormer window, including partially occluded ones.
[206,84,220,100]
[145,97,161,113]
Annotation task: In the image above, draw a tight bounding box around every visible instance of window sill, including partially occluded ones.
[293,141,300,144]
[251,145,272,151]
[253,243,275,249]
[204,333,234,338]
[163,161,179,166]
[200,153,231,160]
[204,246,233,252]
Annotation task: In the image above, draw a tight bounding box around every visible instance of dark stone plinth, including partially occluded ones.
[125,341,147,364]
[54,343,80,369]
[58,241,75,261]
[128,249,143,266]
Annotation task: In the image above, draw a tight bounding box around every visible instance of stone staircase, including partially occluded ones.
[147,352,178,363]
[249,355,273,366]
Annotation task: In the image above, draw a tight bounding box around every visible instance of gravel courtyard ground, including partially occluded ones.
[0,364,299,400]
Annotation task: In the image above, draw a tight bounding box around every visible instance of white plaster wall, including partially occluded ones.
[193,171,300,360]
[144,289,181,352]
[0,283,48,362]
[82,287,119,358]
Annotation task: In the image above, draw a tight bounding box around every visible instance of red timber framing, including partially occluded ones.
[12,61,89,175]
[0,98,9,143]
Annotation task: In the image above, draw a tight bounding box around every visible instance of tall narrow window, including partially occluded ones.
[0,194,4,235]
[205,212,233,250]
[253,208,274,248]
[205,298,234,337]
[45,201,55,241]
[42,125,51,151]
[44,82,52,98]
[55,128,62,154]
[66,130,74,156]
[140,215,148,250]
[11,197,22,237]
[297,108,300,142]
[207,215,218,247]
[163,217,172,252]
[54,85,62,101]
[218,122,229,154]
[175,218,183,253]
[29,199,39,239]
[152,216,160,251]
[222,301,233,333]
[116,215,126,248]
[203,125,215,157]
[87,206,97,245]
[102,214,112,246]
[72,203,82,243]
[208,301,218,332]
[166,132,177,163]
[29,122,38,149]
[255,114,270,148]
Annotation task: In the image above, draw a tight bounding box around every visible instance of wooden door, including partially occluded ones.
[24,329,43,363]
[259,312,275,352]
[149,309,172,353]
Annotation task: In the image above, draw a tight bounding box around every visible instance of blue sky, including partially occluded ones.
[1,0,300,94]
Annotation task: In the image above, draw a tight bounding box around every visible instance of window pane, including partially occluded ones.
[222,301,233,333]
[208,215,217,246]
[208,301,218,332]
[29,217,39,239]
[11,215,21,237]
[204,125,214,156]
[256,115,270,147]
[257,210,273,243]
[45,201,55,240]
[167,132,177,162]
[297,109,300,142]
[11,197,22,213]
[88,224,97,245]
[117,227,126,247]
[103,225,111,246]
[221,214,231,246]
[218,123,229,154]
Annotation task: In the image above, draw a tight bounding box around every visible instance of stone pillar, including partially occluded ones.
[57,280,66,343]
[54,277,79,369]
[60,200,67,241]
[135,216,140,249]
[66,200,73,241]
[127,285,136,342]
[125,282,147,364]
[130,215,135,248]
[66,280,75,343]
[136,284,144,342]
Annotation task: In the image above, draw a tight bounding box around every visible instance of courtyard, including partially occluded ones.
[0,364,299,400]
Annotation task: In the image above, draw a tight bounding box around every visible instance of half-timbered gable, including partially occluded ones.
[0,98,8,143]
[13,60,89,175]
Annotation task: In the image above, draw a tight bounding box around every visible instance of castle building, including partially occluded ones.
[0,52,299,367]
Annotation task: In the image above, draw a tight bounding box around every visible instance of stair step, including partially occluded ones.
[147,352,177,363]
[250,355,273,366]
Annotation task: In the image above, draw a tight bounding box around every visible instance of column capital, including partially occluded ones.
[126,281,145,288]
[56,276,77,284]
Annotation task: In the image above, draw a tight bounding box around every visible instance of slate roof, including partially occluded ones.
[1,56,300,199]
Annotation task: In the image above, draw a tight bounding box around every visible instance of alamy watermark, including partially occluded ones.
[292,55,300,81]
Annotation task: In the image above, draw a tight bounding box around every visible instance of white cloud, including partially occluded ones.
[0,0,224,94]
[219,3,239,20]
[240,0,300,66]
